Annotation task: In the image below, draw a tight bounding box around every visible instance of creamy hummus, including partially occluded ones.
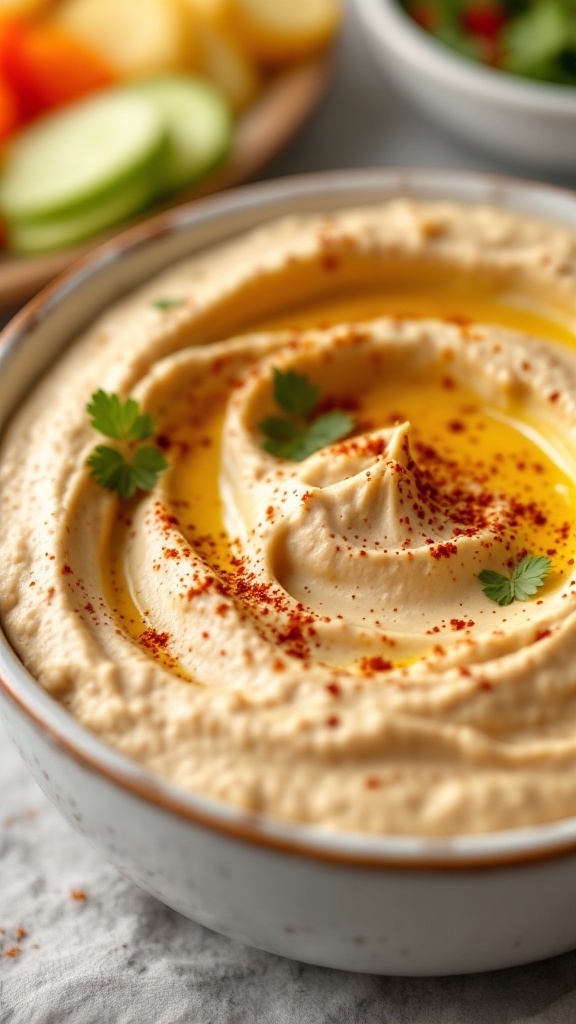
[4,200,576,835]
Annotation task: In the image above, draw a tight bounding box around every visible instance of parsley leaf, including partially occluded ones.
[259,368,355,462]
[259,416,301,443]
[478,554,553,606]
[152,297,183,310]
[131,446,169,492]
[86,391,168,499]
[87,389,155,443]
[87,445,138,500]
[273,367,320,422]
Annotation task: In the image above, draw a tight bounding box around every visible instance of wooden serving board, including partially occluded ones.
[0,53,332,309]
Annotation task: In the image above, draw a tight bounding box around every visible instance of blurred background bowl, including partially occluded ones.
[354,0,576,171]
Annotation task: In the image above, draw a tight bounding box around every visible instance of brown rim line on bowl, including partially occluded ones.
[4,169,576,975]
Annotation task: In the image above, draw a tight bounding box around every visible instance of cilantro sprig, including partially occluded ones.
[259,368,355,462]
[152,297,183,310]
[478,554,553,606]
[86,389,168,500]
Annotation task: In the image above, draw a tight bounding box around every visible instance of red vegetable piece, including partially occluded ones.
[0,74,22,142]
[2,19,117,120]
[462,3,507,42]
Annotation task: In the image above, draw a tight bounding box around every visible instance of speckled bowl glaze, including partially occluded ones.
[3,170,576,976]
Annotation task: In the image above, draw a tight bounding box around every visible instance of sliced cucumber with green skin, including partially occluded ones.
[127,75,232,196]
[0,75,233,254]
[7,168,158,255]
[0,89,168,222]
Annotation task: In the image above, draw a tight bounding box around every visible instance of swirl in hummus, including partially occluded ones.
[4,200,576,835]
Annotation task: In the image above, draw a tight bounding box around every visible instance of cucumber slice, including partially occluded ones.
[7,171,156,255]
[0,90,167,222]
[128,75,232,196]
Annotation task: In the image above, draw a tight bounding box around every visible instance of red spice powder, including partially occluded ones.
[185,574,220,600]
[360,656,393,673]
[321,253,340,273]
[365,777,382,790]
[139,629,170,651]
[430,542,458,560]
[443,314,472,327]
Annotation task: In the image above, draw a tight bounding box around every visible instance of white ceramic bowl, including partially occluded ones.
[4,169,576,976]
[354,0,576,170]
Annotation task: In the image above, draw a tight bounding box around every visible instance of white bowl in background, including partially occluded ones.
[354,0,576,170]
[4,170,576,976]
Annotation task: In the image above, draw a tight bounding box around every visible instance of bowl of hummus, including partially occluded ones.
[3,168,576,975]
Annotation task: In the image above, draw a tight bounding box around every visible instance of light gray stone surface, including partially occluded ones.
[3,5,576,1021]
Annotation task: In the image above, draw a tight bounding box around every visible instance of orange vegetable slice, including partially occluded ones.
[3,22,117,116]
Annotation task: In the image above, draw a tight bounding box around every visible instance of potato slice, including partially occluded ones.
[52,0,201,78]
[197,21,260,110]
[228,0,341,64]
[186,0,229,23]
[184,0,260,110]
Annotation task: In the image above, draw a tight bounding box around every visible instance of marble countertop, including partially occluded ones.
[3,5,576,1021]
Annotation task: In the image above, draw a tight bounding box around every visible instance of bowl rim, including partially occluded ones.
[4,166,576,870]
[354,0,576,111]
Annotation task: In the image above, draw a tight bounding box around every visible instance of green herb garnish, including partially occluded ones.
[86,389,168,499]
[259,368,355,462]
[152,297,183,310]
[478,554,553,606]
